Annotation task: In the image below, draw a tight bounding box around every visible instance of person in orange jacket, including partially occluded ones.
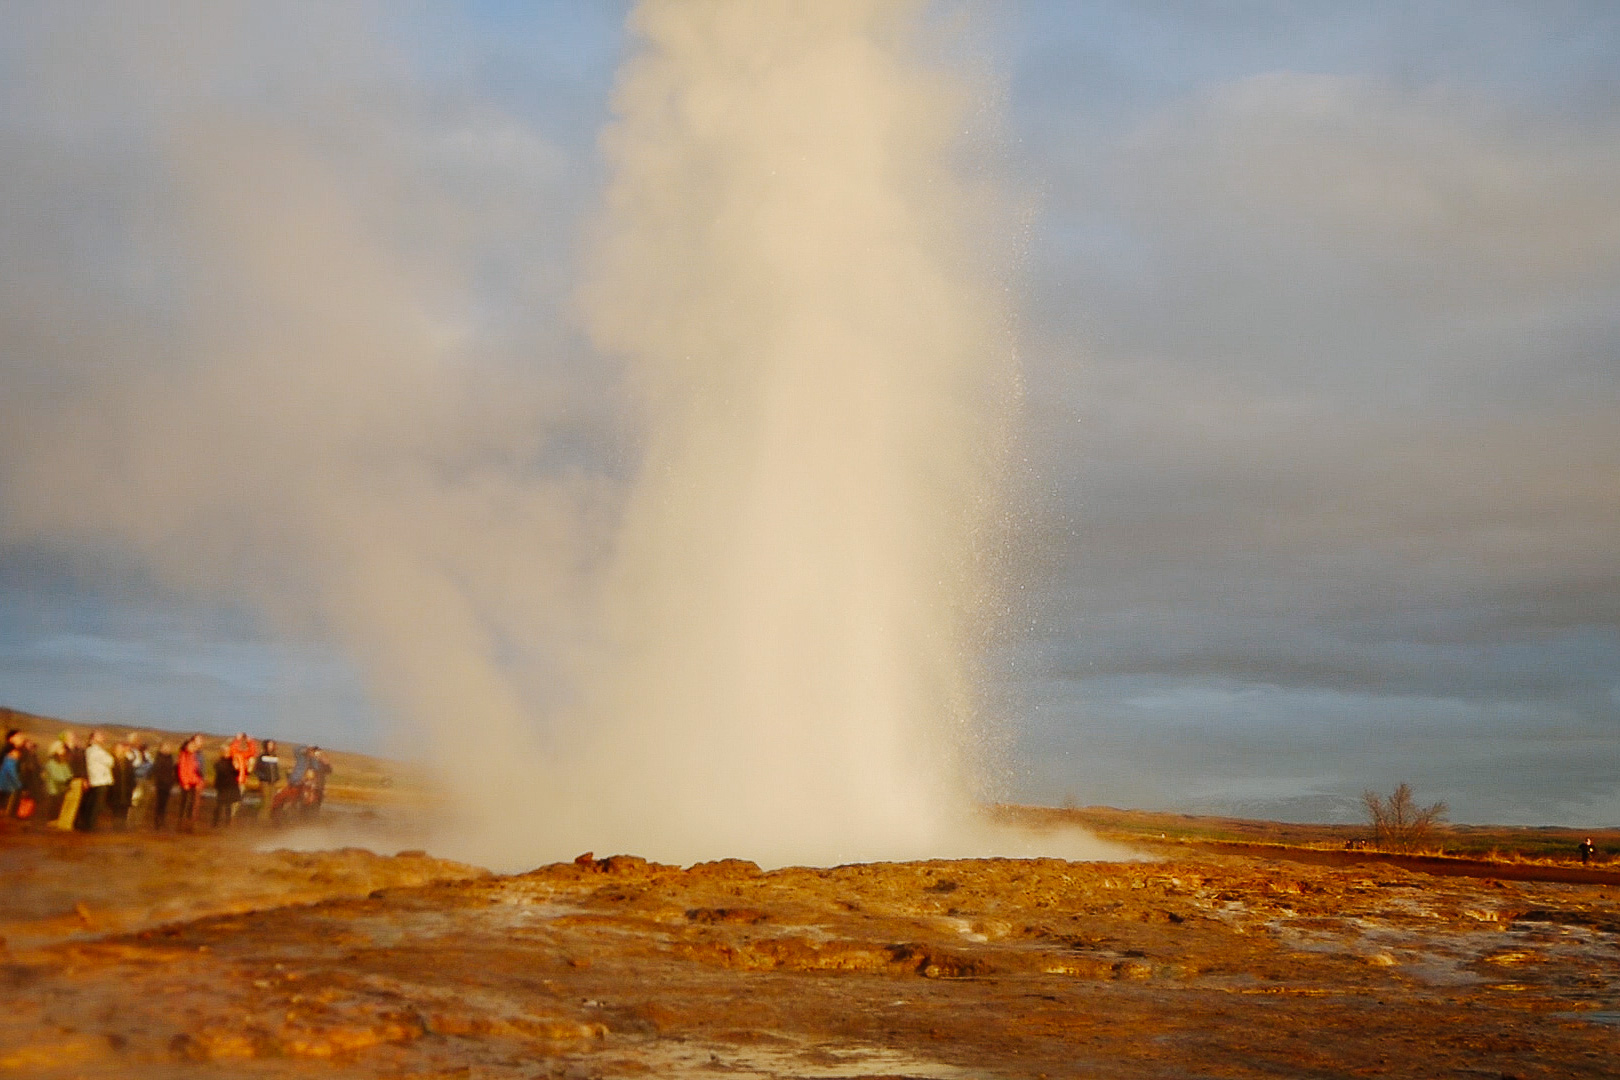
[226,732,259,788]
[176,735,206,833]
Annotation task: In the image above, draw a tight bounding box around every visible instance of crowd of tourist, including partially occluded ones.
[0,729,333,832]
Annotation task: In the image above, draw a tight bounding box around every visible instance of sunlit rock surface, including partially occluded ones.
[2,830,1617,1078]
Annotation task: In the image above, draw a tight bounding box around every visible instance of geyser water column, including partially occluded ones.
[577,0,1017,865]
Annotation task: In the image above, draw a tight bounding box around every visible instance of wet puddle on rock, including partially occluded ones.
[1266,907,1620,991]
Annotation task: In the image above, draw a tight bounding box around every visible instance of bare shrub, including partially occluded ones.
[1362,783,1448,853]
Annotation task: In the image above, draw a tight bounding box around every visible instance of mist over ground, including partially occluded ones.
[1,2,1617,836]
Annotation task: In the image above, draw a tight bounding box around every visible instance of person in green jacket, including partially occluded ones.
[41,741,74,821]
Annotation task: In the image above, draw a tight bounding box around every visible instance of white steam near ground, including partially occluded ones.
[0,2,1123,868]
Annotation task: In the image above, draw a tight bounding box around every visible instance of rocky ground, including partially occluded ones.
[2,826,1617,1079]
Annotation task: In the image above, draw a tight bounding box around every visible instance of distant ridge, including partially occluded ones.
[1172,792,1369,825]
[1,704,254,746]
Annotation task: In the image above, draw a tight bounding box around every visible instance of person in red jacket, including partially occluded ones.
[176,735,206,833]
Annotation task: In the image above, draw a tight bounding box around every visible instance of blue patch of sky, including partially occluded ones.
[0,545,375,746]
[383,0,624,146]
[1011,2,1620,113]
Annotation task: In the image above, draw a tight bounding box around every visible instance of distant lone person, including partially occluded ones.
[1579,838,1596,865]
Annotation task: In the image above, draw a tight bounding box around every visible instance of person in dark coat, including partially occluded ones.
[212,752,241,827]
[253,739,282,821]
[149,743,178,828]
[108,740,137,828]
[64,730,88,783]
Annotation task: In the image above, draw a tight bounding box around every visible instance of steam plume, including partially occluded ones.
[568,0,1018,864]
[0,2,1117,867]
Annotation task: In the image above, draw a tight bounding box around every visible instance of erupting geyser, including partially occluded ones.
[569,0,1019,865]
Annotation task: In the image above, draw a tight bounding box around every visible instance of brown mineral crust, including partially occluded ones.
[1,837,1616,1078]
[0,828,486,951]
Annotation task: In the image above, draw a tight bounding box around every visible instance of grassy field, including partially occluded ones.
[1005,803,1620,864]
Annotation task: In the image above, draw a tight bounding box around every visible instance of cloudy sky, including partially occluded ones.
[2,2,1616,826]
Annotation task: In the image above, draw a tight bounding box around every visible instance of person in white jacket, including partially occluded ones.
[77,730,115,831]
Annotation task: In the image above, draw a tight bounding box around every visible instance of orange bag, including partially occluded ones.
[15,795,35,819]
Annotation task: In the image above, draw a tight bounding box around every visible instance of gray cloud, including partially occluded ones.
[1126,73,1620,272]
[1001,35,1620,820]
